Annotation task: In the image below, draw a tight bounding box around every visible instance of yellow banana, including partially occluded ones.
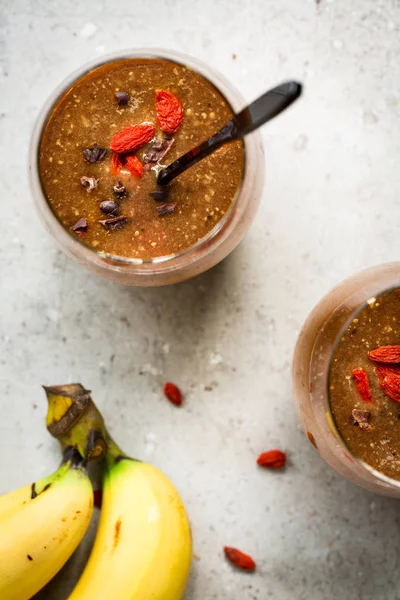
[0,470,56,521]
[69,452,192,600]
[0,447,93,600]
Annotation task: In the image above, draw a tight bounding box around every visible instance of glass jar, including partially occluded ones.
[29,49,265,286]
[292,263,400,497]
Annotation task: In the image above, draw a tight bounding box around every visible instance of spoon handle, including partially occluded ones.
[157,81,302,186]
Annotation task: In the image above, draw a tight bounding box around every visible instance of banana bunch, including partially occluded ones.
[0,383,192,599]
[0,446,93,600]
[44,383,193,600]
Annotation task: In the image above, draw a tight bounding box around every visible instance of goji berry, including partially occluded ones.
[224,547,256,571]
[111,153,123,176]
[380,373,400,402]
[124,154,144,178]
[110,123,155,154]
[164,382,182,406]
[376,365,400,380]
[93,489,102,509]
[257,449,286,468]
[155,90,183,134]
[369,345,400,363]
[352,368,372,402]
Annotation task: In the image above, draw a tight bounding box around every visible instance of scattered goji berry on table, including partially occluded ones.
[224,547,256,571]
[257,449,286,469]
[369,345,400,364]
[110,123,155,154]
[155,90,183,134]
[164,382,182,406]
[124,154,144,178]
[352,368,372,402]
[380,373,400,402]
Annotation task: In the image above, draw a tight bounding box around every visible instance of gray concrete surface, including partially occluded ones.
[1,0,400,598]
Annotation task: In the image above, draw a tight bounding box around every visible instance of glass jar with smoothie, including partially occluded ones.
[29,49,264,286]
[292,263,400,496]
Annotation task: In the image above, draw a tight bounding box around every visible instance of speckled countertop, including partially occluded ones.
[1,1,400,599]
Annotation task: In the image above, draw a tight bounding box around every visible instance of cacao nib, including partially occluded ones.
[150,190,168,202]
[115,91,129,106]
[350,409,371,430]
[72,218,88,233]
[80,176,99,192]
[143,138,174,170]
[83,147,108,163]
[157,202,177,217]
[99,216,128,231]
[99,200,119,216]
[113,181,127,200]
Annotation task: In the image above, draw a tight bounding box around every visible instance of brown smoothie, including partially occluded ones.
[329,287,400,480]
[38,58,244,259]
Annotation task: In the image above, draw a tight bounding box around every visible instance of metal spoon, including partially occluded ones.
[156,80,302,187]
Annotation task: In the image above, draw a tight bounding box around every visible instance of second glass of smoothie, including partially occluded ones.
[292,263,400,497]
[30,50,264,286]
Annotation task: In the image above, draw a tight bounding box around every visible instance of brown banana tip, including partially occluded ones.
[43,384,91,398]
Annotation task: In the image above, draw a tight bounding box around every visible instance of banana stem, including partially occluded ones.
[43,384,130,465]
[103,433,130,467]
[44,384,107,461]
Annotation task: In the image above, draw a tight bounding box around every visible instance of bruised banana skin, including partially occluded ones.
[69,456,192,600]
[0,448,93,600]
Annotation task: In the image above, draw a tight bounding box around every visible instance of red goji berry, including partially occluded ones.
[224,547,256,571]
[155,90,183,135]
[352,368,372,402]
[257,449,286,469]
[124,154,144,178]
[111,153,123,176]
[376,365,400,380]
[110,123,155,154]
[369,345,400,363]
[380,373,400,402]
[93,489,102,509]
[164,382,182,406]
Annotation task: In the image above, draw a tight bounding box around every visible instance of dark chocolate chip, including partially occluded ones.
[157,202,177,217]
[350,409,371,430]
[150,190,168,202]
[115,91,129,106]
[83,147,108,163]
[72,218,88,233]
[143,138,174,170]
[99,200,119,216]
[99,216,128,231]
[113,181,127,199]
[80,176,99,192]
